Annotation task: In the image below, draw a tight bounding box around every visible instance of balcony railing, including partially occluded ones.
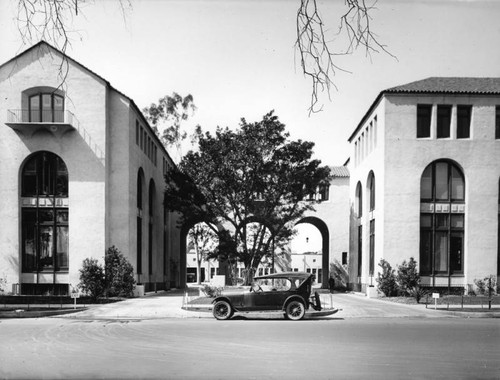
[7,109,76,124]
[6,109,104,162]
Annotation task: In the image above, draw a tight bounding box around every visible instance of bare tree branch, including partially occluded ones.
[15,0,132,86]
[296,0,395,114]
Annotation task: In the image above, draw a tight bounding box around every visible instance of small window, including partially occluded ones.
[437,105,451,138]
[495,106,500,139]
[457,105,471,139]
[417,105,432,138]
[319,185,329,201]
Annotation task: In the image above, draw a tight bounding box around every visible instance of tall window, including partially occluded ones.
[369,220,375,276]
[137,169,144,275]
[437,105,452,138]
[420,161,465,275]
[148,179,155,276]
[29,93,64,123]
[367,172,375,276]
[417,104,432,138]
[355,182,363,217]
[495,106,500,139]
[457,105,472,139]
[368,172,375,212]
[497,179,500,275]
[21,152,68,272]
[357,225,363,277]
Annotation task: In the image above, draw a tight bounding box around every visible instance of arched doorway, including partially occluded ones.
[294,217,329,288]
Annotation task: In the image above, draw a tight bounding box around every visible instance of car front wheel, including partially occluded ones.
[213,300,233,320]
[285,300,305,320]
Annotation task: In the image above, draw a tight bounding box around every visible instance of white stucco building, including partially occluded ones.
[0,42,182,295]
[348,77,500,294]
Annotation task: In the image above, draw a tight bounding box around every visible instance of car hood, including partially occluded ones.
[220,287,250,296]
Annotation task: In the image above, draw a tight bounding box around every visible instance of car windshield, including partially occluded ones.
[253,278,293,291]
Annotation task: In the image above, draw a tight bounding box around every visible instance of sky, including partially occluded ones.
[1,0,500,166]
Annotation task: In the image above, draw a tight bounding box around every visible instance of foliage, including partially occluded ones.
[408,286,427,304]
[202,284,223,298]
[0,275,6,294]
[142,93,198,161]
[329,259,349,291]
[376,259,397,297]
[105,246,136,297]
[396,257,420,296]
[474,275,497,296]
[78,258,105,302]
[165,111,331,284]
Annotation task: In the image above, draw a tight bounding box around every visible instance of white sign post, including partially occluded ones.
[71,292,80,310]
[432,293,440,310]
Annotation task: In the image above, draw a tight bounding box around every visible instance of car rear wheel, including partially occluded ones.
[213,300,233,320]
[285,300,305,320]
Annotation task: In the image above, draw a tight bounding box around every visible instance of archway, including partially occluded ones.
[294,217,329,288]
[179,219,226,288]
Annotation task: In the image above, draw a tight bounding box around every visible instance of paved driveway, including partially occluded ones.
[57,290,476,320]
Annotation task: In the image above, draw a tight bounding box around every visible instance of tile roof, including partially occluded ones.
[348,76,500,142]
[329,166,349,178]
[385,77,500,95]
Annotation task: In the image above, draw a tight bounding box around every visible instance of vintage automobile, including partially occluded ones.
[212,272,324,321]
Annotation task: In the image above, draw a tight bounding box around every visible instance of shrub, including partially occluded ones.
[409,286,427,303]
[105,246,136,297]
[376,259,397,297]
[396,257,420,296]
[79,258,105,301]
[473,278,486,295]
[202,284,222,298]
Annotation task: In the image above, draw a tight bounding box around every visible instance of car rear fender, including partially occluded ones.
[282,295,307,311]
[212,296,239,311]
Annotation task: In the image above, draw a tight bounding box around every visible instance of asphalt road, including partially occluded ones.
[1,317,498,379]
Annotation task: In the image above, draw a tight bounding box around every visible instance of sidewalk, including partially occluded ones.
[54,289,500,321]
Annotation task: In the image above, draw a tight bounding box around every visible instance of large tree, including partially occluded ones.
[165,111,331,284]
[142,93,199,163]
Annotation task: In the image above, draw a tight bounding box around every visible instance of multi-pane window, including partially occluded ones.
[457,105,471,139]
[496,106,500,139]
[417,104,432,138]
[21,152,69,273]
[29,93,64,123]
[420,161,465,275]
[437,105,452,138]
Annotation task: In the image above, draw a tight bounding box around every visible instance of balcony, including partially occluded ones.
[6,109,77,136]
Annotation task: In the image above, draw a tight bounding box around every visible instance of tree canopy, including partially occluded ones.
[165,111,331,283]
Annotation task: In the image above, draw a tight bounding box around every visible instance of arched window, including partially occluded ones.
[137,169,144,275]
[420,160,465,276]
[148,179,156,276]
[368,171,375,211]
[21,152,68,273]
[367,172,375,276]
[355,182,363,217]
